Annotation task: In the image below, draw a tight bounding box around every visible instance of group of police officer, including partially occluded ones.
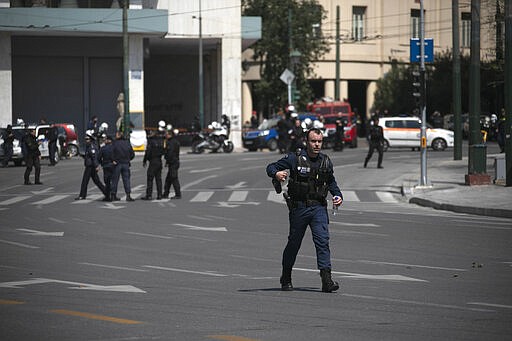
[76,120,181,202]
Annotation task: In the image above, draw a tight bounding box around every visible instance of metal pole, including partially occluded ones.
[452,0,463,160]
[122,0,130,138]
[505,0,512,186]
[198,0,204,129]
[335,5,340,101]
[419,0,428,186]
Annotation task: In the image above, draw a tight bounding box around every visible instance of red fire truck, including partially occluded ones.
[307,100,358,148]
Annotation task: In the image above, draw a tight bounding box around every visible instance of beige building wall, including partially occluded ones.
[242,0,499,120]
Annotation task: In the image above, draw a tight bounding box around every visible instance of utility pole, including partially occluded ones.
[122,0,130,138]
[466,0,491,185]
[419,0,429,186]
[198,0,204,129]
[335,5,340,101]
[452,0,462,160]
[505,0,512,186]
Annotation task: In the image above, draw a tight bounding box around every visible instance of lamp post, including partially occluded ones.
[198,0,204,129]
[289,49,301,105]
[122,0,130,138]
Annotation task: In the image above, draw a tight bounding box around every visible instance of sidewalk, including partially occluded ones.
[401,155,512,218]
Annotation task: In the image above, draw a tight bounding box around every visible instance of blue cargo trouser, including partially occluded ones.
[283,203,332,270]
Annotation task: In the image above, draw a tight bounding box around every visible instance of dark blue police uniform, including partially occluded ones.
[77,140,106,199]
[98,140,114,200]
[112,136,135,201]
[266,148,343,292]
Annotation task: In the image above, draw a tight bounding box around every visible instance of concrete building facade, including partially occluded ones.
[241,0,501,124]
[0,0,261,148]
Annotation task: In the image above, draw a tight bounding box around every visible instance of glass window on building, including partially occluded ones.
[352,6,366,41]
[411,9,421,38]
[461,12,471,48]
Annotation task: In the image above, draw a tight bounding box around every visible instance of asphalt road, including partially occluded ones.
[1,143,511,341]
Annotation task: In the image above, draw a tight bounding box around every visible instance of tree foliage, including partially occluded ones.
[373,50,504,118]
[242,0,330,116]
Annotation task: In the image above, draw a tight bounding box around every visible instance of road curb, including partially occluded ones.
[409,197,512,218]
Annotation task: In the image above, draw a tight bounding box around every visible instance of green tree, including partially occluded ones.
[243,0,330,116]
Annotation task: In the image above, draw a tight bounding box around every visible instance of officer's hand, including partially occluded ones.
[275,170,288,182]
[332,195,343,207]
[143,162,147,168]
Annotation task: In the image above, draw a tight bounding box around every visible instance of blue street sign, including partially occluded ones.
[410,38,434,63]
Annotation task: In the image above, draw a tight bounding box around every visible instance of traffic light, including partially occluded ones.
[412,70,421,107]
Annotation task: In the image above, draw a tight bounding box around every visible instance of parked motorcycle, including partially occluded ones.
[191,121,234,153]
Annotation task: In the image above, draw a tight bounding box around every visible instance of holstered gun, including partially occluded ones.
[283,192,293,210]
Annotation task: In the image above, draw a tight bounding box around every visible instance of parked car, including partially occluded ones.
[53,123,80,156]
[0,127,25,166]
[242,117,280,151]
[378,117,454,151]
[10,124,61,165]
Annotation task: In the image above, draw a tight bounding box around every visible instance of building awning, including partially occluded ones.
[0,8,168,36]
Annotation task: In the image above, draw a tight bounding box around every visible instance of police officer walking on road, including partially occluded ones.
[98,135,115,201]
[364,117,384,169]
[266,128,343,293]
[162,128,182,199]
[75,131,106,200]
[141,124,165,200]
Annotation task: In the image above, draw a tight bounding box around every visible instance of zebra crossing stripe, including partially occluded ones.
[190,191,214,202]
[71,194,104,204]
[0,196,31,205]
[376,191,397,203]
[31,195,70,205]
[266,191,285,204]
[228,191,248,202]
[342,191,360,202]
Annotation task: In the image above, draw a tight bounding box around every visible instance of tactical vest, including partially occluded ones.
[287,153,331,202]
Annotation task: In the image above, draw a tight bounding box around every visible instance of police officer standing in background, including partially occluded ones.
[266,128,343,293]
[75,131,106,200]
[98,135,114,201]
[1,124,14,167]
[111,130,135,202]
[47,124,58,166]
[23,128,42,185]
[163,128,181,199]
[141,124,165,200]
[364,117,384,168]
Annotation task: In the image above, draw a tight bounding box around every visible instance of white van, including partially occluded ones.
[378,117,454,151]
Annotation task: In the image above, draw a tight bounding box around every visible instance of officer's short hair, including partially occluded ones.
[306,128,323,141]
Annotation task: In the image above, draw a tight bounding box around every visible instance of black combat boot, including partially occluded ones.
[111,193,121,201]
[280,268,293,291]
[320,269,339,293]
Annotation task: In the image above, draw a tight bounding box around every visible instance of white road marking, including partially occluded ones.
[17,228,64,237]
[331,221,380,227]
[173,223,227,232]
[225,182,247,189]
[0,196,30,205]
[102,203,125,210]
[71,194,104,204]
[342,191,360,202]
[143,265,227,277]
[355,260,467,272]
[31,195,69,205]
[342,293,494,313]
[190,167,222,174]
[48,217,66,224]
[181,175,218,190]
[31,187,54,195]
[126,231,174,239]
[294,267,427,282]
[376,191,398,203]
[228,191,248,201]
[467,302,512,309]
[0,278,146,293]
[214,201,259,208]
[267,191,286,204]
[79,262,148,272]
[131,184,145,191]
[190,191,214,202]
[0,239,39,249]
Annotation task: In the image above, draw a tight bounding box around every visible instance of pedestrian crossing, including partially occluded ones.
[0,189,399,209]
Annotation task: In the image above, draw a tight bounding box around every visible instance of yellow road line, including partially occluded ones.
[49,309,142,325]
[0,299,24,305]
[208,336,261,341]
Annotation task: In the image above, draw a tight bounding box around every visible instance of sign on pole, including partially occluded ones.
[410,38,434,63]
[280,69,295,85]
